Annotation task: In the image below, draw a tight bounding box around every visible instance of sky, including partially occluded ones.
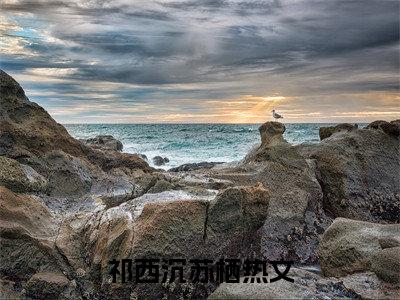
[0,0,399,124]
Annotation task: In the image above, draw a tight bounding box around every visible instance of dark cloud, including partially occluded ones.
[0,0,398,122]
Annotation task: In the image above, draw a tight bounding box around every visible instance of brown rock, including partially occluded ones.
[0,187,59,280]
[0,70,87,159]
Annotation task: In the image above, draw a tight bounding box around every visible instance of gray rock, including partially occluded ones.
[169,161,224,172]
[209,267,359,299]
[370,246,400,283]
[367,119,400,137]
[318,218,400,278]
[216,124,327,263]
[152,155,169,166]
[0,156,47,193]
[147,179,174,193]
[308,128,400,223]
[319,123,358,140]
[80,135,123,151]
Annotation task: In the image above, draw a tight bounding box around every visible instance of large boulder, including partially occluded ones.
[0,187,61,280]
[152,156,169,166]
[370,247,400,283]
[55,184,270,298]
[214,122,327,263]
[0,70,153,201]
[318,218,400,278]
[308,128,400,223]
[169,161,224,172]
[0,70,87,160]
[244,122,288,162]
[319,123,358,140]
[80,135,123,152]
[209,268,399,300]
[367,119,400,137]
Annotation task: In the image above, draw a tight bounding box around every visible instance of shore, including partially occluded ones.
[1,69,399,299]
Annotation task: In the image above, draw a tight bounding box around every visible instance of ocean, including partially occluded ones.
[64,123,340,169]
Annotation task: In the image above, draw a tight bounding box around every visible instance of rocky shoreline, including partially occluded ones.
[0,69,399,299]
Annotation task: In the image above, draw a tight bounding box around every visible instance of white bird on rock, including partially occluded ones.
[272,109,283,119]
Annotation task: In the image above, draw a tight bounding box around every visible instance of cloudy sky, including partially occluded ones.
[0,0,399,123]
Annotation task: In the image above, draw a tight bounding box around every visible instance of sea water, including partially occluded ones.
[64,123,338,169]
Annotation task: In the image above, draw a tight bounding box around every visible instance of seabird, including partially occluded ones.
[272,109,283,119]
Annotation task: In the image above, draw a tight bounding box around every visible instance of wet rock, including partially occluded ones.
[137,153,148,161]
[80,135,123,151]
[318,218,400,278]
[0,155,47,193]
[169,161,224,172]
[367,119,400,137]
[88,150,152,173]
[152,156,169,166]
[308,128,400,223]
[319,123,358,140]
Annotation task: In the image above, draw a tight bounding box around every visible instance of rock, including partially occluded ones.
[169,161,224,172]
[209,266,359,299]
[319,123,358,140]
[0,186,60,280]
[259,121,287,147]
[147,179,174,193]
[0,70,152,200]
[308,128,400,223]
[210,266,400,300]
[137,153,148,161]
[130,200,208,258]
[215,127,327,263]
[0,279,22,299]
[25,272,75,299]
[370,247,400,283]
[44,150,93,197]
[206,183,269,245]
[88,150,152,173]
[0,70,87,160]
[152,156,169,166]
[80,135,123,151]
[341,272,400,299]
[0,155,47,193]
[367,119,400,137]
[318,218,400,278]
